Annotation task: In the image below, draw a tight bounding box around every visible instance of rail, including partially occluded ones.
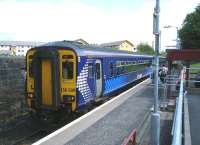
[171,68,185,145]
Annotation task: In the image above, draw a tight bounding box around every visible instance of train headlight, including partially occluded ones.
[27,93,33,99]
[63,95,75,102]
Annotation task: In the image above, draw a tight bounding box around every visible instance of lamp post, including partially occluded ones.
[164,25,180,49]
[152,0,160,145]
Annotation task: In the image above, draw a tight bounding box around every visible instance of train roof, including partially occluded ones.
[34,40,153,58]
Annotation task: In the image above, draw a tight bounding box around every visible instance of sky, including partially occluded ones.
[0,0,199,51]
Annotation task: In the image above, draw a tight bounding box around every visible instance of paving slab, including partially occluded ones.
[187,92,200,145]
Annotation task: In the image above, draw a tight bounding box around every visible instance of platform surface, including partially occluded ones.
[34,79,155,145]
[187,89,200,145]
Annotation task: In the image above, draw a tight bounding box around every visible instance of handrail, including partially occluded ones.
[171,68,185,145]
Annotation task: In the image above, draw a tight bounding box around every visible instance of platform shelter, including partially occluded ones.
[166,49,200,97]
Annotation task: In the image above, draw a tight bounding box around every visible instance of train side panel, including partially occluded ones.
[76,57,96,108]
[102,56,152,96]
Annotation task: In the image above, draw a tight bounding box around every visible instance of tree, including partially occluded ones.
[137,43,155,55]
[160,51,167,56]
[179,4,200,49]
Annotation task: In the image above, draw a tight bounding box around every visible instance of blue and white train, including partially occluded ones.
[26,41,154,112]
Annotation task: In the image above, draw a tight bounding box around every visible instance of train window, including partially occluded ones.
[109,63,114,77]
[88,63,93,78]
[29,61,33,78]
[62,61,73,79]
[116,61,120,67]
[96,63,100,80]
[121,62,125,66]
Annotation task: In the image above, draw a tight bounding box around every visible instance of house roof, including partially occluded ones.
[100,40,134,47]
[74,39,89,45]
[0,41,44,46]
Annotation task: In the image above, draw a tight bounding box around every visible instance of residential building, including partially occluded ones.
[100,40,136,52]
[0,41,44,56]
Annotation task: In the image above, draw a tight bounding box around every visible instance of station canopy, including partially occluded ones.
[166,49,200,61]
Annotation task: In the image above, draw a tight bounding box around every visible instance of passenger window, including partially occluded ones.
[109,63,114,77]
[88,63,93,78]
[62,61,73,79]
[96,63,100,80]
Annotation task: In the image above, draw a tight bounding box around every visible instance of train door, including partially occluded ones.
[33,50,60,109]
[95,59,102,98]
[41,59,53,106]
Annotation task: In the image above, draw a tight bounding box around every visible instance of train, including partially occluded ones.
[26,40,162,113]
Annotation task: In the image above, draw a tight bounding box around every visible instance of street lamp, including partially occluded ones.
[152,0,160,145]
[164,25,180,49]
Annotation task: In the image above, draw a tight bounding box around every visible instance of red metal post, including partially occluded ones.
[121,129,136,145]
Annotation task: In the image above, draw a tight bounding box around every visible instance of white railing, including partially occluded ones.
[171,68,185,145]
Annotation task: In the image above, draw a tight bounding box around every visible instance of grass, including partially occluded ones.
[190,63,200,74]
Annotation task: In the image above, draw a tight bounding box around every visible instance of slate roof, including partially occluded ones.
[74,39,89,45]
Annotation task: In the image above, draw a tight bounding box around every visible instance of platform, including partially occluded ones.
[187,89,200,145]
[33,79,155,145]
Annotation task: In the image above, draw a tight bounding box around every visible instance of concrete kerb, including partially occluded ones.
[184,95,192,145]
[136,107,152,145]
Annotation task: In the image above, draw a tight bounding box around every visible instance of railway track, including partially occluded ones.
[11,129,48,145]
[0,112,78,145]
[0,77,147,145]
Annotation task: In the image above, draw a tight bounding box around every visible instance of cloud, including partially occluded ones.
[0,0,199,50]
[0,0,155,45]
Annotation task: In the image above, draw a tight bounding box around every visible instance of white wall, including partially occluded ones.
[0,45,11,50]
[15,46,31,56]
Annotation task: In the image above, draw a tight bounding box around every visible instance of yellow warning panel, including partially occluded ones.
[59,50,76,111]
[42,59,53,106]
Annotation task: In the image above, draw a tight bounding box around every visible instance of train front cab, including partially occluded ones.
[26,48,77,112]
